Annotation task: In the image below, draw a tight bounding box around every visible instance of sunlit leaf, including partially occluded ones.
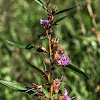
[63,64,89,79]
[54,14,69,24]
[0,80,27,91]
[27,61,49,83]
[0,80,36,95]
[34,0,47,10]
[55,5,79,15]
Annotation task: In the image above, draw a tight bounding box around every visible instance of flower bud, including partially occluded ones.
[37,46,48,53]
[54,51,62,61]
[32,83,45,91]
[44,23,51,31]
[48,14,54,23]
[54,87,60,94]
[51,38,59,49]
[53,78,61,87]
[58,95,65,100]
[48,30,53,34]
[57,47,64,54]
[51,8,56,15]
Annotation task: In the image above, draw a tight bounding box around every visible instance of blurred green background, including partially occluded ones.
[0,0,100,100]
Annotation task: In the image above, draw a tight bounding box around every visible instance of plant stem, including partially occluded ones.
[49,34,53,100]
[49,35,52,60]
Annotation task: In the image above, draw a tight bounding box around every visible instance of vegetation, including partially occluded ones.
[0,0,100,100]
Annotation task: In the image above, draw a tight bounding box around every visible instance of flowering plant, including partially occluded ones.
[0,0,89,100]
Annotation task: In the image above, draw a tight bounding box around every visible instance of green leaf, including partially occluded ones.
[39,35,48,40]
[63,64,89,79]
[55,5,79,15]
[0,80,35,95]
[34,0,47,10]
[26,61,49,83]
[54,14,69,24]
[0,80,27,90]
[7,40,37,51]
[7,40,48,54]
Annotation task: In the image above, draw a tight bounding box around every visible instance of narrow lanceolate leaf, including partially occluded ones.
[55,5,79,15]
[0,80,35,95]
[34,0,47,10]
[27,61,49,83]
[0,80,27,91]
[7,40,37,51]
[54,14,69,24]
[63,64,89,79]
[7,40,48,53]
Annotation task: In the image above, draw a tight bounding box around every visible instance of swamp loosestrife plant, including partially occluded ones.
[0,0,89,100]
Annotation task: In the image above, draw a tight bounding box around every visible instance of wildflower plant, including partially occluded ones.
[0,0,89,100]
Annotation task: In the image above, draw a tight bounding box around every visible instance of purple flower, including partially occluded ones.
[58,88,71,100]
[64,88,71,100]
[57,54,71,66]
[40,19,50,25]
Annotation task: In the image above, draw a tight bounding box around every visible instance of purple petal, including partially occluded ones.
[62,54,65,57]
[40,19,50,25]
[67,61,71,64]
[65,96,71,100]
[57,54,71,66]
[64,88,68,96]
[45,20,50,23]
[66,56,69,60]
[63,62,67,66]
[40,19,44,24]
[57,60,62,65]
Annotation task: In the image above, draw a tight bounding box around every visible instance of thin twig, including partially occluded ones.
[87,0,97,28]
[75,0,86,35]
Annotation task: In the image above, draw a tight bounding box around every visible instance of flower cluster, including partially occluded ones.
[40,19,50,25]
[58,88,71,100]
[54,47,64,61]
[57,54,71,66]
[53,78,62,94]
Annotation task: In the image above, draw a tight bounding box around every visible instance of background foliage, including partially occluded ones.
[0,0,100,100]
